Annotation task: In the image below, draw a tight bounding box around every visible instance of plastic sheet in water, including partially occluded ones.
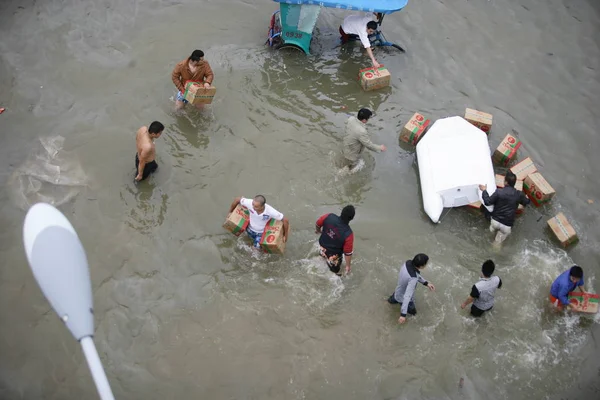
[8,136,87,209]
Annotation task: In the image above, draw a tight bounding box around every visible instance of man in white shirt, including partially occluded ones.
[228,195,290,249]
[339,14,380,67]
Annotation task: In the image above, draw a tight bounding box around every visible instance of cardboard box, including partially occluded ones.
[547,212,578,247]
[223,204,249,236]
[568,292,599,314]
[399,113,431,145]
[260,219,287,254]
[493,134,522,166]
[523,172,555,206]
[495,175,524,214]
[510,157,537,181]
[183,82,216,105]
[359,66,391,91]
[465,108,493,134]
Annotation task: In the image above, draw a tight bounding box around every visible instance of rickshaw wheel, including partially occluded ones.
[276,43,306,54]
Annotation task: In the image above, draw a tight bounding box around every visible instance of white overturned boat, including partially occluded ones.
[416,116,496,223]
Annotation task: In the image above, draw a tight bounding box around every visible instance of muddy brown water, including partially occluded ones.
[1,0,599,399]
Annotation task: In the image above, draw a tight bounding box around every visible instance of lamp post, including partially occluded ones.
[23,203,115,400]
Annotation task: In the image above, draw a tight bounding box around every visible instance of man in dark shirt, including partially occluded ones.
[315,205,355,276]
[479,171,530,245]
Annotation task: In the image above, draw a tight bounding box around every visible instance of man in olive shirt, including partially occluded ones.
[342,108,386,172]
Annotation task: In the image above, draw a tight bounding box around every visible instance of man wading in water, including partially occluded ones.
[171,49,214,111]
[341,108,386,174]
[315,205,355,276]
[388,253,435,324]
[135,121,164,182]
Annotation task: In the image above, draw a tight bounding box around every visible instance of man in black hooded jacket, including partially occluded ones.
[479,171,530,244]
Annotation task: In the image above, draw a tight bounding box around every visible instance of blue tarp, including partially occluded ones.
[273,0,408,14]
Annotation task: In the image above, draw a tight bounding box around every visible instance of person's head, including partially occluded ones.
[340,205,355,224]
[412,253,429,269]
[148,121,164,139]
[481,260,495,278]
[188,50,205,66]
[505,171,517,188]
[366,21,378,35]
[252,195,267,213]
[569,265,583,283]
[357,108,373,123]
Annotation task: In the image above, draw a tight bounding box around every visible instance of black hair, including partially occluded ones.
[412,253,429,268]
[570,265,583,279]
[482,260,495,277]
[189,50,205,62]
[148,121,164,134]
[254,195,266,206]
[366,21,378,31]
[505,171,517,188]
[357,108,373,121]
[341,205,355,223]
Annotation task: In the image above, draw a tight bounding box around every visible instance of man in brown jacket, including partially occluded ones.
[172,49,214,110]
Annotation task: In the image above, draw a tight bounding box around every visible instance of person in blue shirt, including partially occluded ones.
[550,265,586,311]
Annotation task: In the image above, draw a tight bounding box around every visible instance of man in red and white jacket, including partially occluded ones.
[315,205,355,276]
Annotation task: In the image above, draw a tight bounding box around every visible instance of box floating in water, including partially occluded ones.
[359,66,391,91]
[510,157,537,181]
[223,204,249,236]
[547,212,578,247]
[464,108,493,135]
[493,134,521,166]
[568,292,599,314]
[524,172,555,206]
[183,82,216,105]
[260,219,287,254]
[399,113,431,145]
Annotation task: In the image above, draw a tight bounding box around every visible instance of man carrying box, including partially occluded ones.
[479,171,530,245]
[339,14,380,68]
[550,266,586,311]
[315,205,355,276]
[228,195,289,250]
[171,49,214,111]
[341,108,386,173]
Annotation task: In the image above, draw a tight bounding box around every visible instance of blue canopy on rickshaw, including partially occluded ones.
[268,0,409,53]
[273,0,408,14]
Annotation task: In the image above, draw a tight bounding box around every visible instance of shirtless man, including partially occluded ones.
[171,49,214,110]
[135,121,164,182]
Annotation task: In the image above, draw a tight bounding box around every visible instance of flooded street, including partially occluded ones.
[1,0,599,399]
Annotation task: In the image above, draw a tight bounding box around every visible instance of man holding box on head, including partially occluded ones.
[228,195,289,250]
[172,49,214,110]
[315,205,355,276]
[479,171,530,245]
[550,266,586,311]
[339,13,380,67]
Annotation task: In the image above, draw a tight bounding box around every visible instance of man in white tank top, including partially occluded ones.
[460,260,502,317]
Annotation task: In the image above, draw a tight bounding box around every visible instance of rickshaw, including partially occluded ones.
[266,0,409,54]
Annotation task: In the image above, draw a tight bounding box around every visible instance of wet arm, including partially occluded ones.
[204,63,214,85]
[358,132,382,153]
[519,192,531,207]
[401,280,417,317]
[366,47,378,66]
[171,64,184,92]
[482,190,498,206]
[229,196,242,213]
